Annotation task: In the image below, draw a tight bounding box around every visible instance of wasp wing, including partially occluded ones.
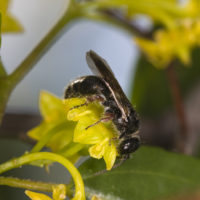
[86,50,131,120]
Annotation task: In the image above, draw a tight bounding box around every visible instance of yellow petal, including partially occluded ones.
[67,108,92,121]
[63,98,87,113]
[52,184,66,200]
[25,190,52,200]
[40,91,66,122]
[88,139,108,159]
[74,115,112,144]
[103,141,117,170]
[176,46,191,65]
[28,122,75,152]
[28,121,49,141]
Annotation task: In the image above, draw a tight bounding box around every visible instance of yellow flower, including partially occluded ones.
[28,91,85,164]
[25,184,66,200]
[28,91,118,170]
[63,98,118,170]
[135,19,200,68]
[184,0,200,17]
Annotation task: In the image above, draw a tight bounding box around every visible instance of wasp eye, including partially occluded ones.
[119,137,140,155]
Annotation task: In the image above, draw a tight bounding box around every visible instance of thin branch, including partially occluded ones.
[0,176,60,193]
[83,8,152,39]
[101,9,153,39]
[9,7,78,86]
[0,2,80,123]
[166,62,189,153]
[0,59,7,76]
[0,152,85,200]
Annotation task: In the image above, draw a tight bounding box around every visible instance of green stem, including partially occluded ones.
[0,152,85,200]
[0,1,82,123]
[0,59,7,77]
[0,176,62,193]
[58,143,85,157]
[30,122,68,153]
[8,2,80,86]
[0,77,12,123]
[84,12,142,36]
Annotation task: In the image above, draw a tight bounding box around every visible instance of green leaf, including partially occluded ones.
[0,0,23,33]
[131,48,200,117]
[79,146,200,200]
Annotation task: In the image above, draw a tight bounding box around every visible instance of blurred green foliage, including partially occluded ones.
[79,146,200,200]
[131,48,200,117]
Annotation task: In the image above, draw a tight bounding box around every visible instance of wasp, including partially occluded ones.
[64,50,140,159]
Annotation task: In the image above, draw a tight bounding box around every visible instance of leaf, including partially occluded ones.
[79,146,200,200]
[163,189,200,200]
[0,0,23,33]
[131,48,200,117]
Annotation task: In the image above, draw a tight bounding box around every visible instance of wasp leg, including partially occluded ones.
[69,95,105,111]
[85,113,114,130]
[87,95,105,103]
[119,132,126,139]
[69,103,88,110]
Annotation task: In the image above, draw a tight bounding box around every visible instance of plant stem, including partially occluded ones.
[0,1,80,123]
[0,152,85,200]
[100,9,153,38]
[0,176,61,193]
[166,62,188,153]
[58,143,85,157]
[0,59,7,76]
[9,5,79,86]
[83,10,152,38]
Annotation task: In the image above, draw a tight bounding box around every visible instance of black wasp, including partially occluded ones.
[65,50,140,159]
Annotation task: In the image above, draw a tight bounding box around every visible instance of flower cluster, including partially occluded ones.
[28,91,82,163]
[28,91,118,170]
[63,97,118,170]
[135,19,200,68]
[133,0,200,68]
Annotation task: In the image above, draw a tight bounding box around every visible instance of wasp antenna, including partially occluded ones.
[112,155,129,169]
[92,155,129,177]
[93,169,108,177]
